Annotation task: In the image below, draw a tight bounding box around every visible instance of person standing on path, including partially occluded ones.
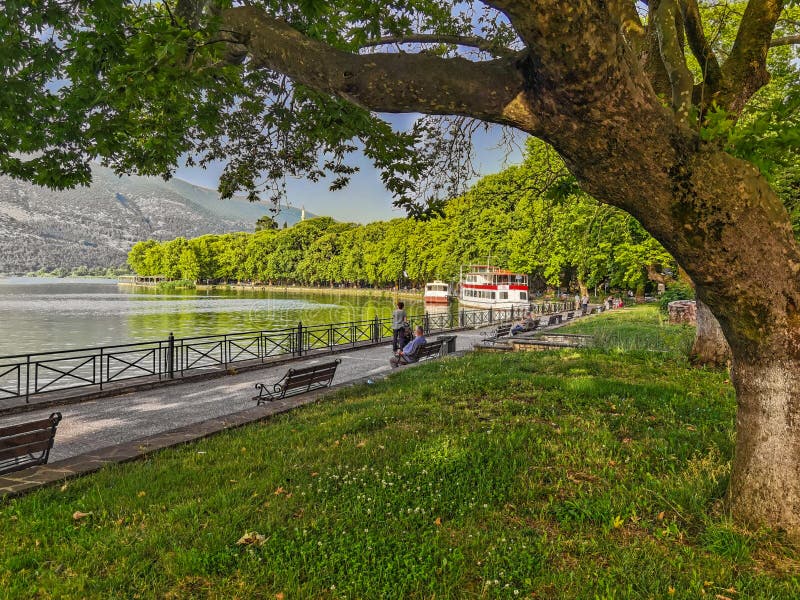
[581,294,589,314]
[391,301,407,352]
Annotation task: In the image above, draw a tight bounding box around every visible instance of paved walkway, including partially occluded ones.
[0,310,601,496]
[0,329,487,464]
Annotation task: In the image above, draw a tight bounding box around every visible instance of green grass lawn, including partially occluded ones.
[2,306,799,598]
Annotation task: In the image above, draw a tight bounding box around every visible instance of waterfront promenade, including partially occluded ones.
[0,329,488,466]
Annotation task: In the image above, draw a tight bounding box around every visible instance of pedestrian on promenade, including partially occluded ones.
[391,301,407,351]
[390,326,427,368]
[581,294,589,314]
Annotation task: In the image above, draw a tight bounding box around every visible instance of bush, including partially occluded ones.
[658,281,695,313]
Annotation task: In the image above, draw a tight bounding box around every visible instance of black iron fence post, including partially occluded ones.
[459,309,464,328]
[99,347,103,390]
[373,316,380,342]
[489,307,493,324]
[296,321,303,357]
[424,312,430,333]
[167,333,175,379]
[25,355,30,404]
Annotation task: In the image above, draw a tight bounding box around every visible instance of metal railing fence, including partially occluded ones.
[0,302,571,406]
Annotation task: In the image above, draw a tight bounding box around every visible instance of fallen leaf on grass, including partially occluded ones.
[137,491,146,498]
[236,531,266,546]
[657,511,665,521]
[275,593,285,600]
[356,440,367,448]
[715,596,733,600]
[434,517,442,527]
[72,511,92,521]
[274,486,286,495]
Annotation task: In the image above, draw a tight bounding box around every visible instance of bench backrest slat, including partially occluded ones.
[0,416,59,438]
[284,370,337,390]
[0,439,54,462]
[283,361,339,391]
[415,341,443,359]
[0,428,55,451]
[286,363,337,378]
[0,412,61,475]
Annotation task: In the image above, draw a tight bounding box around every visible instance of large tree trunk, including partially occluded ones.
[730,359,800,528]
[507,11,800,530]
[692,300,732,367]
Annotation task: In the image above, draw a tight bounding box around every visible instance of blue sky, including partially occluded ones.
[175,116,525,224]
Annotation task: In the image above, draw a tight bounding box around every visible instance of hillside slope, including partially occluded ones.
[0,165,311,272]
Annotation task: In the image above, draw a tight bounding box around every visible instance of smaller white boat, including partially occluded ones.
[423,280,451,304]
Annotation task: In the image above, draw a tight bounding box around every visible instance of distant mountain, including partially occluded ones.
[0,165,314,273]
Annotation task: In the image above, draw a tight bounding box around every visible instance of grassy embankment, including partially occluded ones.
[2,306,799,598]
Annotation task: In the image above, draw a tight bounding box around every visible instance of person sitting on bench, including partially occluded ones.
[511,318,527,335]
[390,325,427,368]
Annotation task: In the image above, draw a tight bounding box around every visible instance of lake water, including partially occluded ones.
[0,278,429,357]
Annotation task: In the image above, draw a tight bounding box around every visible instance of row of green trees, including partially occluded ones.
[128,142,675,293]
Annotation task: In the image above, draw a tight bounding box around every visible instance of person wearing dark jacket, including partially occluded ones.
[391,301,407,351]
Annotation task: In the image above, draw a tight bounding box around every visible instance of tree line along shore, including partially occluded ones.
[126,142,676,296]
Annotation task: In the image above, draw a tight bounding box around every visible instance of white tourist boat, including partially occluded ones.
[423,280,451,304]
[458,265,530,310]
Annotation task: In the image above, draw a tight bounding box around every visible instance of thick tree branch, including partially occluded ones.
[680,0,723,89]
[360,34,517,58]
[770,34,800,46]
[654,0,694,123]
[221,6,536,131]
[721,0,785,114]
[615,0,647,54]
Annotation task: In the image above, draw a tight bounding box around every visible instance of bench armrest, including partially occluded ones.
[254,381,285,403]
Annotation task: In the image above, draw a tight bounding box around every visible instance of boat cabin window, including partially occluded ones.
[499,292,508,299]
[520,291,528,300]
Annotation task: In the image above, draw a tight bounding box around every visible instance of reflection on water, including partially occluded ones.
[0,278,429,356]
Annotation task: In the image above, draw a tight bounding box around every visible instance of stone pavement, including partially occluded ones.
[0,328,491,497]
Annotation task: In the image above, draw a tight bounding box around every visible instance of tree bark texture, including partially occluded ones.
[222,2,800,531]
[691,299,732,368]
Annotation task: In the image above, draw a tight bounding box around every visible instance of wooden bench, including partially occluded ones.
[483,323,512,344]
[523,319,540,332]
[413,340,444,362]
[0,412,62,476]
[254,359,341,405]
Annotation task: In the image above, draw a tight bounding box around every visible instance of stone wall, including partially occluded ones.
[668,300,696,325]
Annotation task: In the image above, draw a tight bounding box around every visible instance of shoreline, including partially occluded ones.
[200,284,423,301]
[119,280,423,301]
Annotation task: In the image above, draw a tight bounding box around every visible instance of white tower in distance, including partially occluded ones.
[301,205,306,221]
